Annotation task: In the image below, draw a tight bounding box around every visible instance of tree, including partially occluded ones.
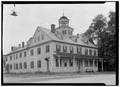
[83,11,116,71]
[84,14,107,57]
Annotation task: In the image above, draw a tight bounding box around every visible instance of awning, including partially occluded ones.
[53,51,103,59]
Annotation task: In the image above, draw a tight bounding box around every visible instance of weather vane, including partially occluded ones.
[11,4,18,16]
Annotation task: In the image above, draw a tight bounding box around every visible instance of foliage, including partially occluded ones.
[83,11,116,71]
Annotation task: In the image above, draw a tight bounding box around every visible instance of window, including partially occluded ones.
[14,55,15,60]
[10,64,12,70]
[30,50,34,56]
[37,48,41,54]
[63,46,67,52]
[64,30,67,34]
[56,58,59,67]
[89,49,92,55]
[94,59,97,67]
[16,54,18,59]
[24,51,27,57]
[42,34,44,40]
[37,60,41,68]
[10,56,12,60]
[64,59,67,67]
[16,63,18,69]
[24,62,27,69]
[70,47,74,53]
[94,50,96,56]
[30,61,34,68]
[46,45,50,53]
[62,30,65,34]
[89,59,93,67]
[38,36,40,41]
[77,47,82,54]
[69,59,73,67]
[19,63,22,69]
[85,49,88,55]
[19,53,22,58]
[56,45,61,52]
[85,60,88,67]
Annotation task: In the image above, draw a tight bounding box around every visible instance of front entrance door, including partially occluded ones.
[45,58,49,72]
[77,60,82,72]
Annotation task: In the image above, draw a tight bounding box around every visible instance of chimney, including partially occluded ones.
[51,24,55,33]
[22,42,24,48]
[11,46,14,51]
[77,33,79,38]
[19,44,21,48]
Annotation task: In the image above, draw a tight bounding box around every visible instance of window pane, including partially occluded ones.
[56,45,61,52]
[30,61,34,68]
[63,46,67,52]
[37,60,41,68]
[69,59,73,67]
[24,51,26,57]
[89,50,92,55]
[16,64,18,69]
[37,48,41,54]
[56,58,59,67]
[10,56,12,60]
[85,49,88,55]
[19,63,22,69]
[89,59,93,67]
[24,62,27,69]
[94,50,96,56]
[46,45,50,53]
[95,59,97,67]
[31,50,34,56]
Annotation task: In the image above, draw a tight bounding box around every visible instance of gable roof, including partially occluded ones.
[39,26,98,48]
[6,26,98,56]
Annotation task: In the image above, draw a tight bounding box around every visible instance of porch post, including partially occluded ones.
[73,56,76,71]
[93,59,94,66]
[82,60,84,71]
[58,55,60,67]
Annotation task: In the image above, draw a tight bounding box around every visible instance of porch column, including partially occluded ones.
[101,59,103,72]
[58,55,60,67]
[93,59,95,71]
[82,60,85,71]
[73,56,76,71]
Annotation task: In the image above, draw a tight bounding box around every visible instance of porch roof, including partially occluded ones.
[53,52,103,59]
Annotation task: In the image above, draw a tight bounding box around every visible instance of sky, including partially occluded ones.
[3,2,115,54]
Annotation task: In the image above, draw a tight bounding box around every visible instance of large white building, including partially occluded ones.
[4,15,103,73]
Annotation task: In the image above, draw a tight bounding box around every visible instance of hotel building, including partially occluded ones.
[4,15,103,73]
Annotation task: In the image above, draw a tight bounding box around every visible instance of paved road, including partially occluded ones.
[35,74,115,85]
[3,73,116,85]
